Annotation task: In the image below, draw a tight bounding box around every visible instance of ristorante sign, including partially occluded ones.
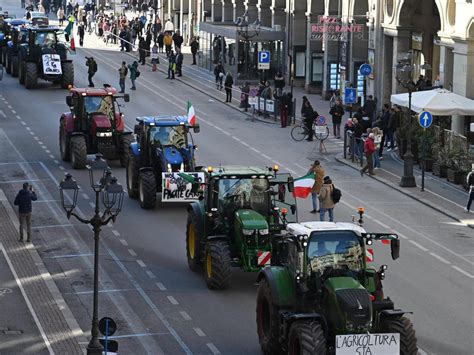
[311,16,364,41]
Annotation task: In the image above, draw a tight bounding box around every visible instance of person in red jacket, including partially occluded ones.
[360,133,376,176]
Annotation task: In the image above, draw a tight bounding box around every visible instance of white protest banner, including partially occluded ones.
[248,96,257,106]
[161,172,205,202]
[315,125,327,134]
[266,99,274,113]
[336,333,400,355]
[42,54,62,75]
[259,99,265,111]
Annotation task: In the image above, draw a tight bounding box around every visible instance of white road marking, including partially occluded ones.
[111,230,120,237]
[16,115,21,120]
[429,252,451,265]
[294,163,307,170]
[193,327,206,337]
[371,219,391,229]
[167,296,179,305]
[26,126,31,131]
[250,147,260,153]
[231,136,241,142]
[156,282,167,291]
[207,343,221,355]
[128,249,137,257]
[119,239,128,247]
[49,154,55,159]
[82,193,90,200]
[240,141,250,147]
[179,311,191,320]
[33,137,39,141]
[0,110,6,118]
[11,109,16,114]
[451,265,474,279]
[89,202,95,208]
[408,240,429,252]
[136,259,146,268]
[59,166,65,171]
[223,131,231,136]
[54,160,60,164]
[7,105,12,109]
[29,131,34,135]
[146,270,156,279]
[21,121,26,126]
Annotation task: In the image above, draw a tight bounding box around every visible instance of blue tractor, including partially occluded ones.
[126,116,200,209]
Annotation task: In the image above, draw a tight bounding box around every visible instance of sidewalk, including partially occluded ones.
[0,189,86,354]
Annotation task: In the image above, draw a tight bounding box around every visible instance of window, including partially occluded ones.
[295,51,306,78]
[312,57,323,83]
[329,63,340,90]
[34,32,56,47]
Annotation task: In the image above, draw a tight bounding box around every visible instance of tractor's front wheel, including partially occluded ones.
[59,121,70,162]
[25,62,38,89]
[11,56,19,77]
[204,240,231,290]
[126,152,139,198]
[70,136,87,169]
[288,320,326,355]
[380,317,418,355]
[138,170,156,209]
[186,212,202,271]
[119,135,133,167]
[256,278,284,355]
[60,62,74,89]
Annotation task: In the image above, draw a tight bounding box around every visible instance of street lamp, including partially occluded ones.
[395,51,431,188]
[59,154,124,355]
[236,12,261,79]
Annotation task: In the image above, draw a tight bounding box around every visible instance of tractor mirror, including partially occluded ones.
[391,239,400,260]
[290,205,296,215]
[193,124,200,133]
[66,96,72,106]
[287,176,294,192]
[123,93,130,102]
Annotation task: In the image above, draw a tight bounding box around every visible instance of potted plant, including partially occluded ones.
[447,145,470,184]
[416,127,436,172]
[432,144,449,177]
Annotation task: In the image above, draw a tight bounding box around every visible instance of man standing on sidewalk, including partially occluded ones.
[360,133,376,176]
[118,61,128,93]
[329,99,344,139]
[77,22,85,46]
[14,183,37,243]
[309,160,325,214]
[86,57,97,87]
[465,166,474,213]
[175,48,183,77]
[190,37,199,65]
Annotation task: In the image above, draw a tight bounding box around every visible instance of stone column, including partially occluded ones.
[391,29,411,94]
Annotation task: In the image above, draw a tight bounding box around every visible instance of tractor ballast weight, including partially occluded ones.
[185,165,298,290]
[59,86,132,169]
[256,209,417,355]
[126,116,200,209]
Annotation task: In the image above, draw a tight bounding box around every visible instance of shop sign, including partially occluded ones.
[311,16,364,41]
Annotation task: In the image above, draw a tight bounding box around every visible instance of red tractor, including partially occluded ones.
[59,85,133,169]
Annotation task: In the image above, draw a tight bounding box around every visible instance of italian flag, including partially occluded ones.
[187,101,196,126]
[293,172,315,198]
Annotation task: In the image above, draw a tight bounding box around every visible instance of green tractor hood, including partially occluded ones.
[235,209,268,230]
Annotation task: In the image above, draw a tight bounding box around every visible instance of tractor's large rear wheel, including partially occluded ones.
[60,61,74,89]
[126,152,139,198]
[19,60,26,85]
[119,135,133,167]
[59,121,70,162]
[70,136,87,169]
[380,317,418,355]
[25,62,38,89]
[256,278,284,355]
[204,240,231,290]
[138,170,156,209]
[186,212,202,271]
[11,56,19,77]
[288,320,326,355]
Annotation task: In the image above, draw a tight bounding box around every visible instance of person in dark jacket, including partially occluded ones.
[167,50,176,79]
[274,71,285,96]
[301,96,317,141]
[152,19,162,43]
[77,22,85,46]
[329,99,344,138]
[363,95,376,122]
[280,92,291,128]
[157,32,164,52]
[224,73,234,102]
[190,37,199,65]
[86,57,97,87]
[175,48,183,77]
[138,37,146,65]
[14,183,37,242]
[172,30,183,51]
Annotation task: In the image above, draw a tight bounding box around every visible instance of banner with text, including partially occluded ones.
[162,172,205,202]
[335,333,400,355]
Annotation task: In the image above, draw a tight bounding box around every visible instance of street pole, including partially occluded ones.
[421,128,426,191]
[400,89,416,187]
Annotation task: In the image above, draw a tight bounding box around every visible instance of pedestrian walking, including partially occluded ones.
[172,30,183,51]
[465,166,474,213]
[301,96,317,141]
[86,57,97,87]
[157,32,164,52]
[318,176,335,222]
[372,127,383,169]
[224,73,233,102]
[77,22,85,46]
[309,160,325,214]
[57,7,65,26]
[175,48,183,77]
[151,43,159,71]
[138,37,146,65]
[329,99,344,139]
[167,50,176,79]
[360,133,376,176]
[164,32,173,57]
[190,36,199,65]
[214,62,225,90]
[240,82,250,112]
[14,182,37,243]
[152,18,161,43]
[118,61,128,93]
[128,61,139,90]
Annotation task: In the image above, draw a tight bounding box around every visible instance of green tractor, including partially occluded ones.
[185,165,297,290]
[256,209,418,355]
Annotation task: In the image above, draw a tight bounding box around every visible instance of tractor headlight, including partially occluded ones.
[167,163,172,172]
[242,229,254,236]
[96,132,112,137]
[258,229,269,235]
[180,162,184,172]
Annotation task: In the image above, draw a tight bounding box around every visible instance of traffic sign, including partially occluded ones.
[258,51,270,70]
[418,111,433,128]
[99,317,117,337]
[359,64,372,76]
[317,115,326,125]
[344,88,357,104]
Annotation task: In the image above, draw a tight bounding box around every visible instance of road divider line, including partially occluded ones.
[0,110,6,118]
[49,154,55,159]
[16,115,21,120]
[105,332,170,339]
[179,311,191,321]
[240,141,250,147]
[54,160,60,164]
[250,147,260,153]
[68,288,137,295]
[156,282,167,291]
[408,240,429,252]
[193,327,205,337]
[145,271,156,279]
[207,343,221,355]
[429,252,451,265]
[111,230,120,237]
[58,166,65,171]
[88,202,95,208]
[451,265,474,279]
[167,296,179,305]
[82,193,90,200]
[261,154,271,160]
[20,121,26,126]
[11,110,16,114]
[26,126,31,131]
[136,259,146,268]
[7,104,12,109]
[128,249,137,257]
[44,253,94,259]
[119,239,128,247]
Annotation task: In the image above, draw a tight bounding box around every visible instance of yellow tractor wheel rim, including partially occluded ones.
[188,223,196,259]
[206,253,212,278]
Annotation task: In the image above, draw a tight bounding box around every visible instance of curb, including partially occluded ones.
[334,154,473,228]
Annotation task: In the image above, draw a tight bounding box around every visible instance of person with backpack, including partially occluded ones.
[318,176,335,222]
[85,57,97,87]
[128,61,139,90]
[118,61,128,93]
[309,160,325,214]
[465,165,474,213]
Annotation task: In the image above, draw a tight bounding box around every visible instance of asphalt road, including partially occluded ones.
[0,3,473,354]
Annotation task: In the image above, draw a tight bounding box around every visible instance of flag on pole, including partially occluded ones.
[187,101,196,126]
[292,172,315,198]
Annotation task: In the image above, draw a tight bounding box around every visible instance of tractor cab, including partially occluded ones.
[26,27,69,59]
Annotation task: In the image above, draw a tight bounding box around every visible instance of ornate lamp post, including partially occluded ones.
[395,51,431,188]
[59,154,124,355]
[236,12,261,79]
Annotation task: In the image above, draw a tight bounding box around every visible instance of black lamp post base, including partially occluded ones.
[87,345,103,355]
[399,176,417,187]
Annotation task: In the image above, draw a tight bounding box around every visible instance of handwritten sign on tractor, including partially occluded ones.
[336,333,400,355]
[42,54,62,75]
[162,172,205,202]
[311,16,364,41]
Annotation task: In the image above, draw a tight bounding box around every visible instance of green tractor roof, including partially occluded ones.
[207,165,277,178]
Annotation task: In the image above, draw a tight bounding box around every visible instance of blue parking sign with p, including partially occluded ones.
[258,51,270,63]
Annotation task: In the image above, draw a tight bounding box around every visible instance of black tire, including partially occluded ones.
[256,278,284,355]
[59,120,70,162]
[288,320,327,355]
[70,136,87,169]
[11,56,19,77]
[5,54,11,74]
[204,240,231,290]
[126,152,139,198]
[119,135,133,167]
[1,48,7,66]
[19,60,26,85]
[291,124,307,142]
[138,170,156,209]
[25,62,38,89]
[186,212,202,271]
[60,61,74,89]
[380,317,418,355]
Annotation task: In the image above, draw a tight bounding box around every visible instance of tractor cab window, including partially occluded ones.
[218,178,269,216]
[84,96,115,122]
[307,231,363,276]
[34,31,56,47]
[150,125,187,148]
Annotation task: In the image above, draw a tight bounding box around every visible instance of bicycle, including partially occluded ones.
[291,121,329,142]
